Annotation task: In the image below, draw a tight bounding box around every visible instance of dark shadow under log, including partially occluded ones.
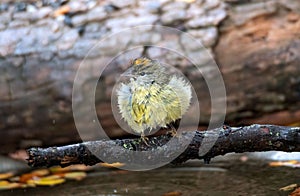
[27,124,300,168]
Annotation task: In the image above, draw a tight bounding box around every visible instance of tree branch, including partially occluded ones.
[27,124,300,167]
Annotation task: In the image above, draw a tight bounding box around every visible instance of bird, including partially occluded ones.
[117,57,192,143]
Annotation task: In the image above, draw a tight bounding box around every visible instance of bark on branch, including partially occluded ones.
[27,124,300,168]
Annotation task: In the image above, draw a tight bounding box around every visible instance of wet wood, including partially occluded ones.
[27,124,300,167]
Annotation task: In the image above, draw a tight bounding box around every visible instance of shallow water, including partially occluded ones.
[2,156,299,196]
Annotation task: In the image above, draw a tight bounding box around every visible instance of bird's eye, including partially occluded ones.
[140,72,145,76]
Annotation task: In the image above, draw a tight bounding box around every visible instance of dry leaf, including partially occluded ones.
[100,162,125,168]
[31,169,50,177]
[50,164,90,173]
[27,175,65,186]
[269,160,299,167]
[0,181,23,190]
[64,172,87,181]
[0,172,14,180]
[0,180,9,186]
[19,173,36,183]
[280,184,298,191]
[290,187,300,196]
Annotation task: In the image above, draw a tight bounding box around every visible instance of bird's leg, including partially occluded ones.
[167,124,177,137]
[141,132,149,146]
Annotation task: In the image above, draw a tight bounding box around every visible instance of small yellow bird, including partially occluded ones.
[117,57,192,142]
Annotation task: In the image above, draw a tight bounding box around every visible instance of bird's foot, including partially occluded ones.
[141,134,150,146]
[167,127,178,137]
[222,124,232,136]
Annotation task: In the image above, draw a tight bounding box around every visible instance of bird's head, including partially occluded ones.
[121,57,169,84]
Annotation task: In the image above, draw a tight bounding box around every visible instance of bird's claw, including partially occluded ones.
[141,135,150,146]
[167,129,178,137]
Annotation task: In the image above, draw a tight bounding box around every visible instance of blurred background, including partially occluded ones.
[0,0,299,153]
[0,0,299,194]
